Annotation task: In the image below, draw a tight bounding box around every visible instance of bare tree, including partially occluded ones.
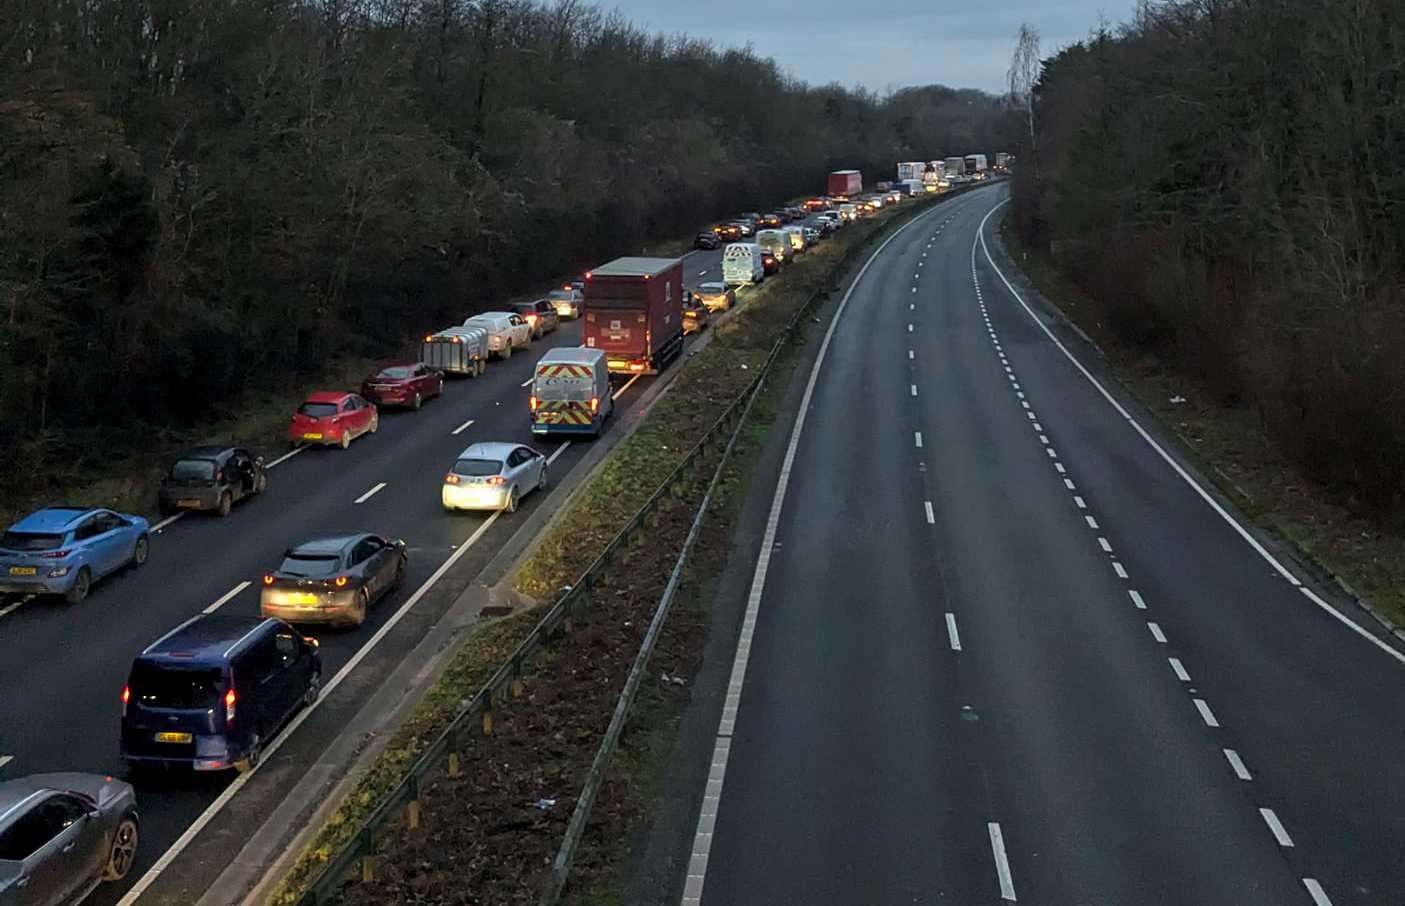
[1008,22,1041,180]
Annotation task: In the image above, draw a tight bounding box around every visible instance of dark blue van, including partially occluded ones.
[120,615,321,773]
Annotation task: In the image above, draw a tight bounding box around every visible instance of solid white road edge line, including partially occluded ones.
[115,510,503,906]
[988,822,1017,901]
[202,581,251,615]
[976,197,1405,668]
[452,418,476,436]
[679,200,946,906]
[354,482,387,504]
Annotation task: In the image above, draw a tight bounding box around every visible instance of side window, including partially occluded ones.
[239,636,281,682]
[507,450,525,468]
[72,518,99,542]
[274,632,299,663]
[348,540,376,565]
[0,796,83,861]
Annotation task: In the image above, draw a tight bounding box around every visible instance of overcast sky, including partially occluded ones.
[607,1,1141,95]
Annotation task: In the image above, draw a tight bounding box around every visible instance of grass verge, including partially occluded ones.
[999,218,1405,629]
[267,196,941,905]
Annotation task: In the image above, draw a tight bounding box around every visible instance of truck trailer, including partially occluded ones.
[583,256,684,375]
[944,156,966,178]
[827,170,862,198]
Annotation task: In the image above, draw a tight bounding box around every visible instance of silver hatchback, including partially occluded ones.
[442,442,548,514]
[0,773,139,905]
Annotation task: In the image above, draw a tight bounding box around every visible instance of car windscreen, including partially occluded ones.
[279,553,343,577]
[375,366,417,380]
[699,283,725,294]
[0,531,65,551]
[547,290,575,301]
[129,662,224,709]
[452,458,504,477]
[297,402,338,418]
[170,458,217,481]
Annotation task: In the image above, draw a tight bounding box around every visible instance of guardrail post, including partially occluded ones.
[406,775,422,830]
[510,655,525,699]
[359,829,375,882]
[482,694,495,736]
[447,726,461,777]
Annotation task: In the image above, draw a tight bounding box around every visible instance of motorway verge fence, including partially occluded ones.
[289,186,982,906]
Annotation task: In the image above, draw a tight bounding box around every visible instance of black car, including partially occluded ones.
[783,206,807,221]
[759,213,783,229]
[158,446,267,518]
[694,230,721,250]
[259,533,408,628]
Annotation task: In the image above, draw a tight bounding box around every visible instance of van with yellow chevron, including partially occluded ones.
[528,347,614,438]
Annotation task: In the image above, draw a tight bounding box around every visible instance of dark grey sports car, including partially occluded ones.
[259,533,408,628]
[0,773,138,905]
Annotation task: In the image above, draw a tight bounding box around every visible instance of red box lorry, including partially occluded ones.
[583,256,685,375]
[827,169,863,198]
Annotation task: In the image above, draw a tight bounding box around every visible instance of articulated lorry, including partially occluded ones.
[582,256,684,375]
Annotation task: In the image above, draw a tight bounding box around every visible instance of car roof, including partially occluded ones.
[140,614,275,661]
[537,347,604,366]
[0,778,52,820]
[373,360,419,370]
[457,441,522,461]
[9,507,98,532]
[304,391,349,404]
[287,534,365,556]
[698,282,726,291]
[176,445,233,460]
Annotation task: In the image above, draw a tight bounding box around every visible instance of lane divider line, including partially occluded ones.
[1224,748,1252,780]
[202,581,251,615]
[1148,621,1168,643]
[915,432,924,448]
[152,513,185,532]
[1194,698,1220,727]
[520,378,534,388]
[946,613,963,651]
[988,822,1017,901]
[1260,807,1294,847]
[1303,878,1334,905]
[925,501,936,524]
[265,446,306,469]
[354,482,387,504]
[452,418,476,436]
[0,755,12,769]
[1128,590,1147,609]
[1169,657,1191,681]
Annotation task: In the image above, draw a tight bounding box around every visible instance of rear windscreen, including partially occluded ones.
[0,531,65,551]
[170,459,216,481]
[129,663,223,709]
[279,553,341,577]
[453,458,503,477]
[535,371,593,401]
[297,402,338,418]
[375,366,416,379]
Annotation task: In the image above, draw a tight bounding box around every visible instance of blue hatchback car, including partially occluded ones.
[0,507,150,603]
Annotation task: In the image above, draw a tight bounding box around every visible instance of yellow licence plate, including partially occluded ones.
[178,499,202,508]
[286,592,320,606]
[8,566,36,576]
[303,433,323,440]
[155,732,192,744]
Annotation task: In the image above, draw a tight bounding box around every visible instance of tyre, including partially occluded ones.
[478,358,487,377]
[539,466,549,492]
[255,472,268,494]
[236,731,262,774]
[411,393,422,411]
[64,568,91,605]
[339,432,351,450]
[501,343,512,359]
[368,413,379,434]
[216,492,232,518]
[303,671,321,708]
[101,813,139,881]
[351,588,370,627]
[393,556,406,588]
[505,487,519,514]
[131,535,149,567]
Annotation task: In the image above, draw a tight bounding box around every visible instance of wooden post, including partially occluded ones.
[407,777,421,830]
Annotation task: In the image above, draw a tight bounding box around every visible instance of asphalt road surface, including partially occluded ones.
[686,184,1405,906]
[0,253,733,904]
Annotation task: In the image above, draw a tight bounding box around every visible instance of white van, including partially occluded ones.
[722,242,765,286]
[755,230,790,265]
[783,225,807,255]
[464,312,531,359]
[530,347,614,438]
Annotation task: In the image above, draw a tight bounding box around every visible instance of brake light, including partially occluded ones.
[424,334,434,342]
[40,549,70,559]
[590,397,599,414]
[121,685,130,716]
[263,573,274,585]
[224,687,236,724]
[445,473,460,485]
[584,271,592,280]
[525,314,538,325]
[529,395,539,412]
[334,576,348,588]
[486,476,507,486]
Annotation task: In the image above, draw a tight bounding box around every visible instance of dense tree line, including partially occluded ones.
[0,0,1013,497]
[1010,0,1405,519]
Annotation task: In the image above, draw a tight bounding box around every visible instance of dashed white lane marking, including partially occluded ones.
[908,350,915,360]
[946,613,963,651]
[1054,462,1066,474]
[547,443,571,465]
[1112,561,1128,578]
[975,199,1405,669]
[152,513,185,532]
[452,418,476,435]
[910,303,915,311]
[354,482,387,504]
[520,377,534,388]
[1084,514,1099,528]
[988,822,1017,901]
[1039,434,1050,444]
[1224,748,1252,780]
[203,581,251,615]
[1260,808,1294,847]
[1072,495,1085,508]
[0,600,25,618]
[612,372,643,400]
[1194,698,1220,727]
[1169,657,1191,681]
[265,445,305,468]
[911,385,918,397]
[912,287,917,293]
[1046,448,1057,459]
[1097,537,1113,553]
[1063,478,1076,490]
[914,432,924,448]
[1147,621,1167,643]
[925,501,936,524]
[908,323,914,332]
[1128,590,1147,609]
[1033,421,1043,431]
[0,755,12,769]
[1303,878,1334,906]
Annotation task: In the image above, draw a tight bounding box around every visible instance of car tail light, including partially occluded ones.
[590,397,599,414]
[263,573,274,585]
[529,395,538,412]
[334,576,348,588]
[445,473,461,485]
[40,549,70,559]
[525,314,538,325]
[424,334,434,342]
[121,685,130,716]
[224,688,236,724]
[486,476,507,486]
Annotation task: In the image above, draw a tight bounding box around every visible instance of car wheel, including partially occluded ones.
[502,343,512,359]
[539,466,549,491]
[131,535,149,567]
[505,487,519,514]
[393,556,406,587]
[236,731,262,774]
[339,432,351,450]
[369,413,379,434]
[217,492,232,518]
[411,392,422,411]
[102,813,139,881]
[352,588,370,626]
[304,671,321,708]
[255,472,268,494]
[64,568,91,605]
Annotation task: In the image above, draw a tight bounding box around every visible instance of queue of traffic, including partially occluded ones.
[0,177,912,905]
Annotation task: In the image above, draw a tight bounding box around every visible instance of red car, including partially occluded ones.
[761,251,780,275]
[360,362,444,410]
[288,391,378,449]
